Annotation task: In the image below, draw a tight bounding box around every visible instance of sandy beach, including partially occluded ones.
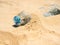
[0,0,60,45]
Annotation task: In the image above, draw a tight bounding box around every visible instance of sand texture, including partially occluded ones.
[0,0,60,45]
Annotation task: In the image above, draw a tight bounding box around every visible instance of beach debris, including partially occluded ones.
[44,8,60,17]
[13,11,31,27]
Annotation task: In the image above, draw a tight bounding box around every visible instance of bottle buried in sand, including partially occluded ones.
[13,11,31,27]
[44,7,60,17]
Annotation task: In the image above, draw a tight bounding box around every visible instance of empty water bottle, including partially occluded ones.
[13,11,31,27]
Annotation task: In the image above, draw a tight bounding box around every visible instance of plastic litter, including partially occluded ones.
[13,11,31,27]
[44,8,60,17]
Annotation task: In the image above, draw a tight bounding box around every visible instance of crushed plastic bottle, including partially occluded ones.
[44,8,60,17]
[13,11,31,27]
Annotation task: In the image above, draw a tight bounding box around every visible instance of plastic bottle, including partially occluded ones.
[13,11,31,27]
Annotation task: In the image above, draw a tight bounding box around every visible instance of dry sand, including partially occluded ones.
[0,0,60,45]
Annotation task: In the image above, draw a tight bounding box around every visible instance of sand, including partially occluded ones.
[0,0,60,45]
